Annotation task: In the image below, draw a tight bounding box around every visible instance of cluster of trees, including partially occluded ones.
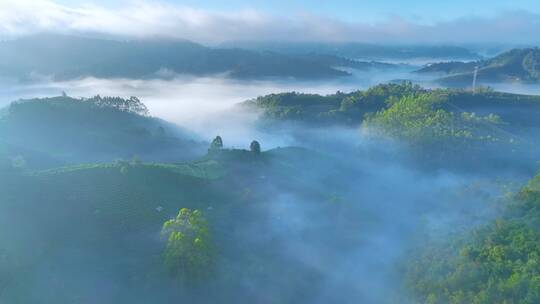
[0,95,203,166]
[208,136,261,154]
[363,93,505,147]
[85,95,150,116]
[406,175,540,304]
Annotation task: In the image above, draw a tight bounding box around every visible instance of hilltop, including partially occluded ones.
[0,95,205,168]
[242,82,540,128]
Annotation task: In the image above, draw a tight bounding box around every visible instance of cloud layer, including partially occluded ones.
[1,0,540,44]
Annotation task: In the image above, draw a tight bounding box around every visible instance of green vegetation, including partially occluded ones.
[245,83,540,172]
[0,95,204,167]
[243,82,426,125]
[161,208,215,281]
[5,82,540,302]
[363,93,504,149]
[0,158,229,302]
[406,174,540,304]
[247,82,540,128]
[86,95,149,116]
[0,143,349,302]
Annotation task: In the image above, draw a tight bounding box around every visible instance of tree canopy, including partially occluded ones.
[161,208,214,282]
[406,175,540,304]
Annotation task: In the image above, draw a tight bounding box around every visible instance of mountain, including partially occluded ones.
[0,95,205,168]
[417,48,540,85]
[220,41,481,61]
[0,34,353,81]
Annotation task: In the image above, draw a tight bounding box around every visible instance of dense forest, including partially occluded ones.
[406,174,540,304]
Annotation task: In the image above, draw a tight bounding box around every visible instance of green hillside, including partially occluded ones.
[0,145,353,303]
[3,84,540,303]
[241,82,427,125]
[406,173,540,304]
[0,160,228,302]
[0,95,205,168]
[244,82,540,130]
[243,83,540,173]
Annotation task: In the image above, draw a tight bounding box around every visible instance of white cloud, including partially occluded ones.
[1,0,540,44]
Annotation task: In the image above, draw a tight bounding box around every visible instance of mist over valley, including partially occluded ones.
[3,1,540,303]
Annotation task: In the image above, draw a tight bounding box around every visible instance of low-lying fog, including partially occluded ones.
[0,68,418,146]
[2,68,540,147]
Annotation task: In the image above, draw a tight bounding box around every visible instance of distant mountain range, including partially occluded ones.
[0,34,404,81]
[417,48,540,85]
[220,41,482,61]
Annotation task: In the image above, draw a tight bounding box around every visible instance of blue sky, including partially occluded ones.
[56,0,539,22]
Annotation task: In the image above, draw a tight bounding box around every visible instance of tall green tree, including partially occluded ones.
[161,208,214,282]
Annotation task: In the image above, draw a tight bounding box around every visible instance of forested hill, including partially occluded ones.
[0,144,362,303]
[0,95,205,168]
[407,172,540,303]
[242,83,540,173]
[242,82,540,127]
[0,34,362,81]
[417,48,540,85]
